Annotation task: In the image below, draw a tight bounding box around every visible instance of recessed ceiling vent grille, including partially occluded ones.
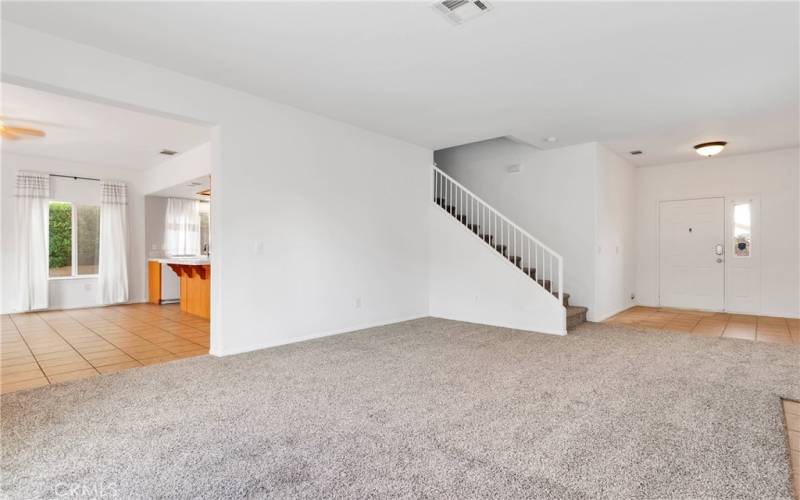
[434,0,492,25]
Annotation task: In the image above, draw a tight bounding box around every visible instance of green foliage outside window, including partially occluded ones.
[49,202,72,269]
[77,205,100,266]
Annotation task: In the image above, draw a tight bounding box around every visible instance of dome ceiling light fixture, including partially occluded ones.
[694,141,727,157]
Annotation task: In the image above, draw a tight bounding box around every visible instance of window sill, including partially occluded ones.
[48,275,99,281]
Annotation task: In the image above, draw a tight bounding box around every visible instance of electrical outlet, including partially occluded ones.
[630,293,635,300]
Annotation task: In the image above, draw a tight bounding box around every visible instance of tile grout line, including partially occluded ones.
[65,306,208,361]
[62,309,165,366]
[34,313,101,380]
[606,307,795,343]
[96,307,209,352]
[2,305,209,394]
[5,315,49,386]
[110,305,210,340]
[115,302,209,332]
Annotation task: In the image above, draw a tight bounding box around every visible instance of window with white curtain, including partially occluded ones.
[164,197,201,256]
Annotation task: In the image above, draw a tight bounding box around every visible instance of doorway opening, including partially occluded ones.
[0,81,215,393]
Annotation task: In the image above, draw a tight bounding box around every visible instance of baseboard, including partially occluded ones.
[2,298,148,314]
[592,304,637,322]
[429,313,567,337]
[639,302,800,320]
[210,313,429,357]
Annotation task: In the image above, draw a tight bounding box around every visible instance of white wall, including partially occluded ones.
[144,196,168,259]
[143,142,212,195]
[595,144,637,320]
[434,138,600,319]
[429,207,565,335]
[1,153,147,312]
[636,147,800,318]
[1,22,433,355]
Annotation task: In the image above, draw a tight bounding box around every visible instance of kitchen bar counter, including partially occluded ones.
[148,258,210,319]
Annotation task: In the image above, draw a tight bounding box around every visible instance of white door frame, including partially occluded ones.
[656,194,761,313]
[656,196,726,311]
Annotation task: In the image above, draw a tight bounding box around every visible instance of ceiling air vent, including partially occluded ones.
[160,149,178,156]
[434,0,493,25]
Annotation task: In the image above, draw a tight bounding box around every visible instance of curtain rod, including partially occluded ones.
[49,173,100,182]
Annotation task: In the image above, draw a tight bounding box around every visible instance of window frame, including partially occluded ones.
[48,201,100,280]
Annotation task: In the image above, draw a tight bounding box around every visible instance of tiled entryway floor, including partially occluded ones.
[1,303,209,394]
[606,306,800,344]
[784,399,800,497]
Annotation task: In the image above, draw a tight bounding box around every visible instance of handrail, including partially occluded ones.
[432,165,564,305]
[432,166,564,261]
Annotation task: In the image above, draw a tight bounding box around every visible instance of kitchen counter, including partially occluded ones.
[152,257,210,266]
[148,258,210,319]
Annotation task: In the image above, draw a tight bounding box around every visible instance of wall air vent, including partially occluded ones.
[433,0,493,25]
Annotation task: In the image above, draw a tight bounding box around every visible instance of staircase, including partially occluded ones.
[433,166,588,330]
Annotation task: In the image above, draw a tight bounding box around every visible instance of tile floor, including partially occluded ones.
[606,306,800,344]
[1,303,209,394]
[784,399,800,497]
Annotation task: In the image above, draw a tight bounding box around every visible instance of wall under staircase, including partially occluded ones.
[429,167,587,335]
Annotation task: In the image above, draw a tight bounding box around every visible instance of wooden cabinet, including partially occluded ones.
[167,263,211,319]
[148,260,162,304]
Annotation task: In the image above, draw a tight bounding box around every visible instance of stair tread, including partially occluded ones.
[566,306,588,317]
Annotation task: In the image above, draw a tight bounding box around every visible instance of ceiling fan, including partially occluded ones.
[0,120,46,140]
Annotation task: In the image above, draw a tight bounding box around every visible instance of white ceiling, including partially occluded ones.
[0,83,211,170]
[2,2,797,166]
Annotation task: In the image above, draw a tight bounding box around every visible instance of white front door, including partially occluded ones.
[659,197,725,311]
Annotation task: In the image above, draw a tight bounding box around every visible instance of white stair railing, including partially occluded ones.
[433,165,564,305]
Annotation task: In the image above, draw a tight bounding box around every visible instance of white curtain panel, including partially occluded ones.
[98,180,130,304]
[164,197,201,256]
[14,171,50,311]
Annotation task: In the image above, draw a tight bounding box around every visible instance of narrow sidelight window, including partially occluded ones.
[733,202,751,257]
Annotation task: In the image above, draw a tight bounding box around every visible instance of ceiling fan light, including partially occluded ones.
[694,141,727,157]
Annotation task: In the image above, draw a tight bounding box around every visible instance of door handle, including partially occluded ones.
[716,258,723,263]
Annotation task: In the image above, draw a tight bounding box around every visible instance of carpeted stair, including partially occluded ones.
[435,197,588,330]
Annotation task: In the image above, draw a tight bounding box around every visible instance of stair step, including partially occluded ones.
[508,255,522,265]
[566,305,588,330]
[481,234,494,244]
[494,244,507,255]
[555,292,570,306]
[455,214,467,223]
[536,279,552,291]
[466,223,481,233]
[522,267,536,278]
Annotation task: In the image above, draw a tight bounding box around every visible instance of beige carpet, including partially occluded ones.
[2,318,799,499]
